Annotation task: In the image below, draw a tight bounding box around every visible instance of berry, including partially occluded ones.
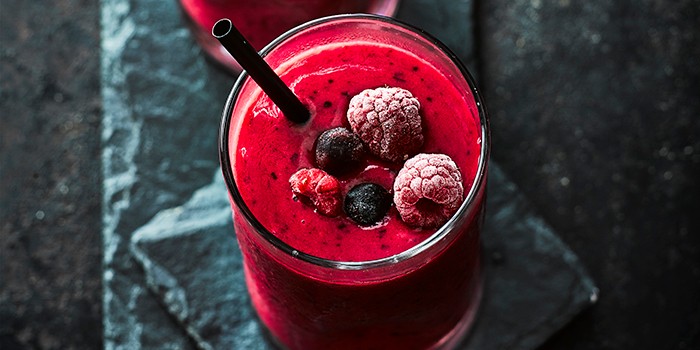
[347,87,424,162]
[393,153,464,228]
[344,183,392,226]
[289,168,342,216]
[315,127,365,176]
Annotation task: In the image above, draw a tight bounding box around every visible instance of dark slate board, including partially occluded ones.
[129,164,598,350]
[101,0,596,349]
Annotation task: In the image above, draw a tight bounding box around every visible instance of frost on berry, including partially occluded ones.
[314,127,365,175]
[393,153,464,228]
[347,87,424,162]
[289,168,342,216]
[344,183,392,226]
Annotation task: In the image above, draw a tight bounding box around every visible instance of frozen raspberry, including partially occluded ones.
[289,168,342,216]
[315,127,365,176]
[393,153,464,228]
[347,87,424,162]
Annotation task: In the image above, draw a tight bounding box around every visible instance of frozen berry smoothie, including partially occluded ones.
[179,0,399,72]
[220,15,489,349]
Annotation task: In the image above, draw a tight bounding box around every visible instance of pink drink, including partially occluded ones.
[179,0,399,72]
[219,15,490,349]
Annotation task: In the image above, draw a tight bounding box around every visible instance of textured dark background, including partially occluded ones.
[1,0,103,349]
[1,0,698,350]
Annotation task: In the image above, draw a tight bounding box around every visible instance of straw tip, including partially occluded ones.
[212,18,232,39]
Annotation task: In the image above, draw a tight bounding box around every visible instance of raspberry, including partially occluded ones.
[289,168,342,216]
[347,87,424,162]
[315,127,365,176]
[393,153,464,228]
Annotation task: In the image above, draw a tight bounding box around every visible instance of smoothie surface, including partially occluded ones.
[231,41,481,261]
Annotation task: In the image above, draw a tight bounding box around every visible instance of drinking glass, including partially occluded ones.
[219,14,490,350]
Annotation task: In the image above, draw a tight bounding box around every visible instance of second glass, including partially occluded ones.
[180,0,400,73]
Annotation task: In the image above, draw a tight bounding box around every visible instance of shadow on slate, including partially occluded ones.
[129,164,597,350]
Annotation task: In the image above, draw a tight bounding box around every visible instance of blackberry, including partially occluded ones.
[344,183,392,226]
[315,127,365,176]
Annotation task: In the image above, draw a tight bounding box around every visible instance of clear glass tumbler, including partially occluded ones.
[219,14,490,350]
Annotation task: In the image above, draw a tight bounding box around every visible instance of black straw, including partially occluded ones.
[212,18,310,124]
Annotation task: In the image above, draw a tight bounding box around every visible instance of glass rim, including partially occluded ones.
[218,13,490,270]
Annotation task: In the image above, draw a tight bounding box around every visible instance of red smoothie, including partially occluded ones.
[179,0,399,72]
[220,16,489,349]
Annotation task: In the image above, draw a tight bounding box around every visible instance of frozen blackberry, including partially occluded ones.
[344,183,392,226]
[315,127,365,176]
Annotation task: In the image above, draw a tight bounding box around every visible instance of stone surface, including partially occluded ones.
[4,0,699,349]
[477,1,700,349]
[127,164,596,350]
[0,0,103,349]
[100,0,231,348]
[129,173,264,350]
